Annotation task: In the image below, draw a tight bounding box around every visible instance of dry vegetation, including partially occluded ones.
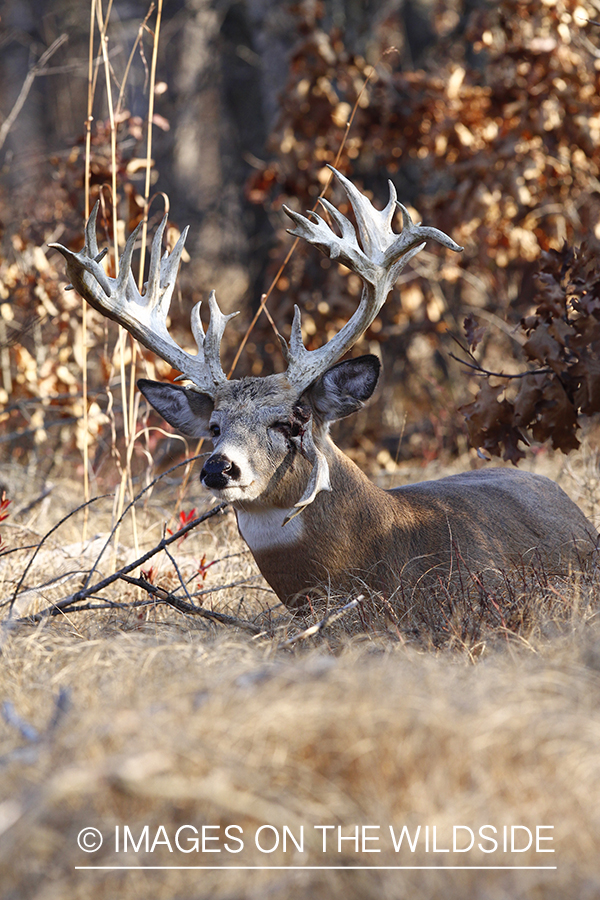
[2,619,600,900]
[3,1,600,897]
[1,453,600,899]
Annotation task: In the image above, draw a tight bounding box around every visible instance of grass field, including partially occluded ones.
[1,453,599,900]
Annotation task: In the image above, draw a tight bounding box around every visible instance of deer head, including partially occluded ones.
[50,169,462,524]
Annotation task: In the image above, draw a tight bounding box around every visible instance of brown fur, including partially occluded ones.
[248,437,597,609]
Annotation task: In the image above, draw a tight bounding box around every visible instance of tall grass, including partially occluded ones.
[80,0,165,558]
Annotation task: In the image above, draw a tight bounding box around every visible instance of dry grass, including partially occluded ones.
[1,456,600,899]
[1,621,600,899]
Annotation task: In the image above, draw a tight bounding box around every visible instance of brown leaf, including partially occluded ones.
[500,426,528,466]
[460,381,526,464]
[548,318,574,347]
[572,357,600,416]
[534,272,567,319]
[463,314,486,352]
[461,381,506,438]
[513,374,545,427]
[530,379,579,453]
[523,323,563,373]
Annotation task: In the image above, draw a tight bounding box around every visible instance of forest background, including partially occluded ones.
[4,0,600,486]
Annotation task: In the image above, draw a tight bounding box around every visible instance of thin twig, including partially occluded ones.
[82,0,98,541]
[448,351,554,380]
[94,3,134,566]
[14,485,54,518]
[138,0,163,289]
[117,1,164,555]
[125,0,163,567]
[0,34,68,152]
[162,540,195,604]
[0,543,47,562]
[278,595,365,648]
[227,59,382,379]
[115,2,156,117]
[84,0,97,220]
[94,1,119,271]
[16,503,227,624]
[82,451,212,590]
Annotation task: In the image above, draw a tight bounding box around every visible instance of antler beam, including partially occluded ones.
[282,166,463,393]
[51,172,462,401]
[49,206,237,395]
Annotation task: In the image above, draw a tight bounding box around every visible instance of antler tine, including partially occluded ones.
[182,290,238,387]
[160,225,189,295]
[49,210,237,396]
[331,169,398,260]
[144,214,169,305]
[84,201,100,259]
[282,167,463,393]
[115,219,144,295]
[204,291,239,384]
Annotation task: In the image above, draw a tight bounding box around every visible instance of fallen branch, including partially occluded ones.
[114,574,264,633]
[14,502,228,624]
[31,577,264,634]
[279,595,365,648]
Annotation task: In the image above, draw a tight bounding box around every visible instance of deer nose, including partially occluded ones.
[201,453,238,490]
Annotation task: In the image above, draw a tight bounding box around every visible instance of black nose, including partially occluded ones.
[201,453,234,490]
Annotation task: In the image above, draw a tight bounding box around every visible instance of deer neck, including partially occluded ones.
[233,437,398,606]
[234,435,379,531]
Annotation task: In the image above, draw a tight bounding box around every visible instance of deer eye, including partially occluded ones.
[209,423,220,438]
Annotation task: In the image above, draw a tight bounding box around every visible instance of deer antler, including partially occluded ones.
[49,204,237,395]
[51,173,461,400]
[282,166,463,393]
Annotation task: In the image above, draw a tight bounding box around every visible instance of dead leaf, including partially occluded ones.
[463,314,486,352]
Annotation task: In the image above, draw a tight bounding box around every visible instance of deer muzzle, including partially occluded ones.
[201,453,240,490]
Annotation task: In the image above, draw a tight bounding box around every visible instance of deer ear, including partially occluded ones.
[138,379,214,437]
[308,354,380,422]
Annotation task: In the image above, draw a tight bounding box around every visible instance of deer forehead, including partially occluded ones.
[210,375,304,422]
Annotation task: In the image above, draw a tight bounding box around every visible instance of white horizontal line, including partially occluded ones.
[75,866,558,871]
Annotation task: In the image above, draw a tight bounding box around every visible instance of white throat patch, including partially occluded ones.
[236,506,305,553]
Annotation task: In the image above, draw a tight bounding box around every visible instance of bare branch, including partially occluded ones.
[449,352,554,380]
[24,569,263,634]
[14,503,228,625]
[278,595,365,648]
[0,35,68,153]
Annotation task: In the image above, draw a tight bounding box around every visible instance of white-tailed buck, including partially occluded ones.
[51,169,597,610]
